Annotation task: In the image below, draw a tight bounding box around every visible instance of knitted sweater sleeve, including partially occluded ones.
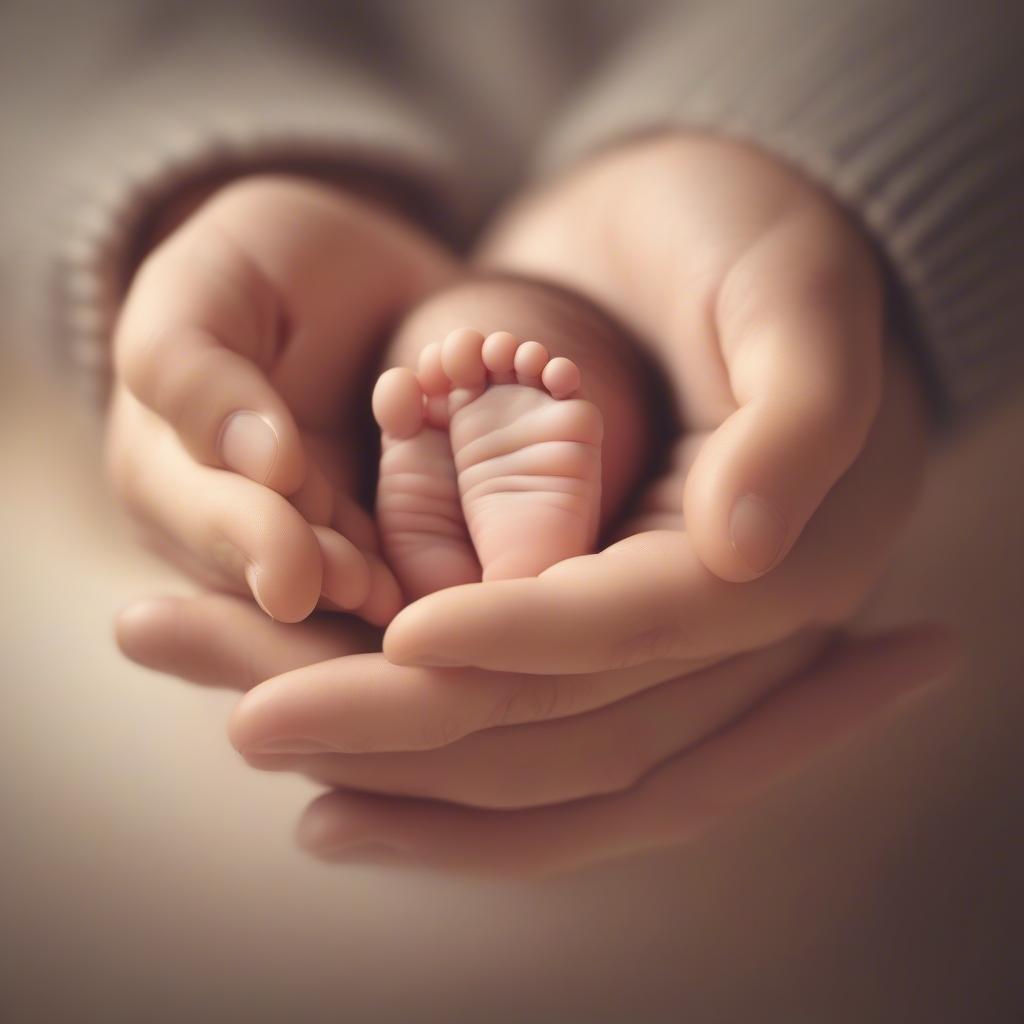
[29,4,460,404]
[539,0,1024,422]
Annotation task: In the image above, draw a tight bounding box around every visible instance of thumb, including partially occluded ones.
[116,207,308,495]
[684,222,884,582]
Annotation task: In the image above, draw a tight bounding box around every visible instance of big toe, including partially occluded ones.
[373,367,425,439]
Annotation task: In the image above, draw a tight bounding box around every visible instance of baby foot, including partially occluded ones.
[373,328,603,599]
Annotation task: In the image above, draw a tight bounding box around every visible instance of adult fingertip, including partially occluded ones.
[296,796,418,866]
[681,403,851,584]
[244,559,321,624]
[295,791,365,854]
[380,600,426,664]
[381,602,459,666]
[313,526,372,611]
[227,676,293,755]
[226,691,258,755]
[114,597,179,665]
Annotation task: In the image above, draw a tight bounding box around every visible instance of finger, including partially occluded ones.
[384,352,924,673]
[290,449,402,625]
[229,649,705,756]
[244,634,820,808]
[296,627,956,876]
[109,391,322,621]
[383,533,764,673]
[314,526,371,611]
[685,214,884,581]
[115,218,305,493]
[316,530,403,627]
[116,593,379,690]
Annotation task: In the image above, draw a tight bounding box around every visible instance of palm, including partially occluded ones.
[481,132,894,556]
[372,134,926,673]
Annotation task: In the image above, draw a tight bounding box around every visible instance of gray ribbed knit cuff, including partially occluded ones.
[47,17,462,406]
[56,118,457,407]
[540,0,1024,423]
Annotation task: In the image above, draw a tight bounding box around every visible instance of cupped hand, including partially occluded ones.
[107,175,457,623]
[380,133,928,673]
[114,140,942,877]
[120,338,937,876]
[118,592,955,876]
[481,132,889,583]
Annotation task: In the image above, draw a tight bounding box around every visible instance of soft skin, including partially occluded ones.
[382,134,928,674]
[118,591,953,876]
[114,135,939,874]
[371,276,655,600]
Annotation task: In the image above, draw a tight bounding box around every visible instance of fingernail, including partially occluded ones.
[247,737,335,754]
[730,495,788,574]
[244,563,275,619]
[392,649,461,668]
[219,411,279,483]
[412,654,460,667]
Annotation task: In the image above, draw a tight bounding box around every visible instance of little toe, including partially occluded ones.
[541,356,581,399]
[441,328,487,388]
[417,343,448,396]
[373,367,425,439]
[482,331,519,384]
[513,340,549,384]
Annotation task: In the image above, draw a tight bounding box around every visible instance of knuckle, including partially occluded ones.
[152,338,224,427]
[117,321,201,415]
[418,713,468,751]
[491,676,564,727]
[608,625,678,672]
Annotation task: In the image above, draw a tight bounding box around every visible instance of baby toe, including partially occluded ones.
[541,356,581,399]
[481,331,519,383]
[372,367,425,439]
[513,340,549,383]
[417,342,449,396]
[441,328,487,388]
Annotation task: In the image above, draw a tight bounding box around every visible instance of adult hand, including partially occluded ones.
[107,175,456,624]
[482,133,889,582]
[115,137,940,877]
[379,133,929,674]
[118,594,954,876]
[120,336,928,768]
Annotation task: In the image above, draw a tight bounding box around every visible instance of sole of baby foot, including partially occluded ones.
[373,328,603,595]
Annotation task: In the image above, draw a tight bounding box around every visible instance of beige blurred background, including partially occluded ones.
[2,335,1023,1021]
